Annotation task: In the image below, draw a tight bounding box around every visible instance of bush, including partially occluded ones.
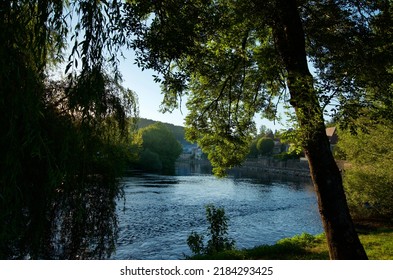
[248,140,259,158]
[274,150,300,160]
[187,205,236,256]
[187,232,205,255]
[257,137,275,156]
[337,122,393,220]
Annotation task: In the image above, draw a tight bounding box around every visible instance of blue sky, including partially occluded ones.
[119,49,288,131]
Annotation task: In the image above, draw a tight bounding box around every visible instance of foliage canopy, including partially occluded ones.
[126,0,393,259]
[127,0,393,175]
[2,0,393,260]
[257,137,275,156]
[0,0,138,259]
[133,122,183,172]
[337,120,393,220]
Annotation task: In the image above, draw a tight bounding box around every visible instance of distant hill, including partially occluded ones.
[135,118,193,147]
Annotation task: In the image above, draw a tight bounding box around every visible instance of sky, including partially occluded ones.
[118,49,288,131]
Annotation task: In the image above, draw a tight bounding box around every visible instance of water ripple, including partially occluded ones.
[111,174,322,259]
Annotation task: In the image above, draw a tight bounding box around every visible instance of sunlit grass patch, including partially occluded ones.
[359,228,393,260]
[189,227,393,260]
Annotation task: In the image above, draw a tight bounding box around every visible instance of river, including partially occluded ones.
[111,165,323,259]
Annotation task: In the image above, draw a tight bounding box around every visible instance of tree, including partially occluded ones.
[0,1,138,259]
[258,125,269,137]
[276,128,304,157]
[124,0,393,259]
[304,1,393,129]
[134,122,183,172]
[337,120,393,220]
[257,137,275,156]
[248,140,259,158]
[5,0,389,259]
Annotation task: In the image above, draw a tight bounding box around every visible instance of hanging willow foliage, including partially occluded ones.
[0,1,138,259]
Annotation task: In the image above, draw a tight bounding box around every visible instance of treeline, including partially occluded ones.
[137,118,189,146]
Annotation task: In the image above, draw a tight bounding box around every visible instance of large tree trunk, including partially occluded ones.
[271,0,367,259]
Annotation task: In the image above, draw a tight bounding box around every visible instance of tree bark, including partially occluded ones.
[271,0,368,259]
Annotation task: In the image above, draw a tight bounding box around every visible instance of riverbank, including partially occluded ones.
[190,222,393,260]
[176,158,312,179]
[231,157,311,178]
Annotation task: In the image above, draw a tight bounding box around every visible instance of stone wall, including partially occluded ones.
[231,157,311,178]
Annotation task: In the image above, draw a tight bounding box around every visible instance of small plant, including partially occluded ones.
[187,204,236,256]
[187,231,205,255]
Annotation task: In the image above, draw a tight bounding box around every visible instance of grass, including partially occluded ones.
[357,228,393,259]
[190,225,393,260]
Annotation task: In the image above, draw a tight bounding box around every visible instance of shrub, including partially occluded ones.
[337,122,393,220]
[257,137,275,156]
[187,204,236,256]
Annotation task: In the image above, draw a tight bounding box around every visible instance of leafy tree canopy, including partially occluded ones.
[124,0,393,259]
[3,0,392,260]
[257,137,275,156]
[136,118,189,146]
[126,0,393,175]
[133,122,183,172]
[1,0,138,259]
[337,118,393,220]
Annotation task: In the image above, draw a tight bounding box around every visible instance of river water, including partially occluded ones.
[111,166,323,260]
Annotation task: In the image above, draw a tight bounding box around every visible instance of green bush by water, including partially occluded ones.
[187,204,236,256]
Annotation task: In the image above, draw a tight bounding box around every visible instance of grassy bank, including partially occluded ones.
[191,225,393,260]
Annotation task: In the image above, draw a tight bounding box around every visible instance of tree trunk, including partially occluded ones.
[271,0,368,259]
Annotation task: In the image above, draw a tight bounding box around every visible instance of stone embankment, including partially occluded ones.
[177,156,316,179]
[231,157,311,178]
